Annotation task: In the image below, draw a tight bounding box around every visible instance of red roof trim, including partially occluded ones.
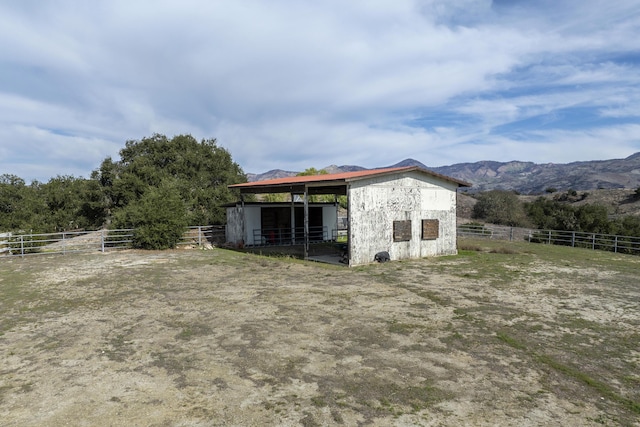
[230,166,471,188]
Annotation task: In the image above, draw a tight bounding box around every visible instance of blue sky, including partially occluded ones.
[1,0,639,183]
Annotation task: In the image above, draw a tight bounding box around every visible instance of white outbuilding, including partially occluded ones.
[226,166,471,266]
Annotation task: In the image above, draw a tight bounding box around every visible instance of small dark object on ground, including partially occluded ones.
[374,251,390,262]
[336,243,349,264]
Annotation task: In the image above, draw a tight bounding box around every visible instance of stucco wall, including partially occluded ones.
[244,206,262,245]
[348,171,458,266]
[225,206,244,244]
[322,205,338,240]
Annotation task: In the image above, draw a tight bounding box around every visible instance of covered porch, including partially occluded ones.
[226,175,349,265]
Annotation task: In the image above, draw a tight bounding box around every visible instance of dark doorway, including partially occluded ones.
[295,207,324,242]
[261,207,291,244]
[260,206,325,244]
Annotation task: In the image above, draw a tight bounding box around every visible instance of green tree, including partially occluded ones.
[112,180,188,249]
[0,175,53,232]
[297,167,327,177]
[0,174,26,222]
[40,175,103,231]
[93,134,246,227]
[525,198,577,230]
[298,168,329,204]
[472,190,529,227]
[574,204,610,233]
[0,174,29,231]
[525,198,615,233]
[295,167,346,207]
[1,134,244,236]
[612,215,640,237]
[262,193,288,202]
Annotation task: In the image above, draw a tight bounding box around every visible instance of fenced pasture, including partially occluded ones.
[458,223,640,255]
[0,226,226,257]
[2,223,639,261]
[0,239,638,426]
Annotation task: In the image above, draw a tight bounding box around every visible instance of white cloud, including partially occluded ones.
[0,0,639,182]
[0,124,119,181]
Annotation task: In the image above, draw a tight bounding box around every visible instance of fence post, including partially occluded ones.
[572,232,575,248]
[101,230,105,253]
[510,227,513,241]
[592,233,595,250]
[548,230,551,245]
[614,235,618,253]
[198,226,202,248]
[62,232,66,255]
[21,235,24,257]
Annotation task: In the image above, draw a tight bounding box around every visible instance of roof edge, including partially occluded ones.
[345,166,472,187]
[229,166,472,190]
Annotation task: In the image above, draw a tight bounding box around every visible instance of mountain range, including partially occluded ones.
[246,152,640,194]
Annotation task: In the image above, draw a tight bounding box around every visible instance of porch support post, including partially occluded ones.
[346,185,351,266]
[290,194,295,245]
[334,194,339,241]
[240,195,246,246]
[304,186,309,260]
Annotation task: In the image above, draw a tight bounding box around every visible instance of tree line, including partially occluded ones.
[5,141,639,250]
[471,189,640,237]
[0,134,247,248]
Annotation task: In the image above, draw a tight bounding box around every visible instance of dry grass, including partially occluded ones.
[0,241,638,426]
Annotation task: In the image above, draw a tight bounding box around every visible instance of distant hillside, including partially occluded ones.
[431,152,640,193]
[458,188,640,221]
[246,164,366,182]
[246,153,640,194]
[246,169,298,182]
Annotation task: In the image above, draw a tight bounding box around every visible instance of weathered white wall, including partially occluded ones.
[322,205,338,240]
[225,205,262,245]
[244,206,262,245]
[225,206,244,244]
[348,171,459,266]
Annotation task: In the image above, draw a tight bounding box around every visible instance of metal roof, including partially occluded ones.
[229,166,471,195]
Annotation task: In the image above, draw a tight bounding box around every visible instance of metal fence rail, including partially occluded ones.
[177,225,226,248]
[4,223,638,258]
[0,226,226,258]
[251,226,331,246]
[458,223,640,255]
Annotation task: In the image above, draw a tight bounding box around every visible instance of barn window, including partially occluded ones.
[393,220,412,242]
[422,219,439,240]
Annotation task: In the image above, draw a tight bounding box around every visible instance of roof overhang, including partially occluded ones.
[229,166,471,195]
[231,181,348,195]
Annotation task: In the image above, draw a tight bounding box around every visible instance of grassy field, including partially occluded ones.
[0,239,638,426]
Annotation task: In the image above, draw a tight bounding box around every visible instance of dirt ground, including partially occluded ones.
[0,242,638,426]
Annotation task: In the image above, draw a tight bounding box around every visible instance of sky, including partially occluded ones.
[1,0,640,183]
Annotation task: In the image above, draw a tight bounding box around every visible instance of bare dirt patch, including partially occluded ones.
[0,242,638,426]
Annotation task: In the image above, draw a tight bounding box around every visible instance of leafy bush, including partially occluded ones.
[525,198,612,234]
[0,134,247,234]
[96,134,246,225]
[112,181,187,249]
[472,190,529,227]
